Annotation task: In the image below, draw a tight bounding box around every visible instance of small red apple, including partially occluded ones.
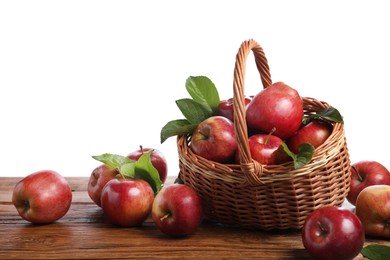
[347,160,390,205]
[246,82,304,140]
[87,164,119,207]
[301,206,365,260]
[216,97,251,122]
[12,170,72,224]
[287,120,333,154]
[100,178,154,227]
[127,147,168,183]
[152,184,203,236]
[355,185,390,238]
[236,131,290,165]
[190,116,237,163]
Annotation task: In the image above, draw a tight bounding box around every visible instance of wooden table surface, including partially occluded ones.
[1,177,389,259]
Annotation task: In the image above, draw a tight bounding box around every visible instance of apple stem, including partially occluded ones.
[160,212,171,222]
[317,221,328,236]
[139,145,144,154]
[265,127,276,145]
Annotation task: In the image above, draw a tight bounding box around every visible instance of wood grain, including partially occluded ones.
[0,177,388,259]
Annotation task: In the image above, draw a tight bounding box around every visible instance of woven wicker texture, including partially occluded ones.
[177,39,351,230]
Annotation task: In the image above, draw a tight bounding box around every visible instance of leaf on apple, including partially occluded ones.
[176,98,211,124]
[91,153,134,169]
[303,107,344,125]
[361,244,390,260]
[160,76,220,143]
[160,119,198,144]
[92,153,163,194]
[282,143,315,169]
[185,76,220,114]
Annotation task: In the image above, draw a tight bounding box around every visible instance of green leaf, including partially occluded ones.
[134,150,163,194]
[160,119,197,143]
[120,162,136,179]
[281,143,315,169]
[361,244,390,260]
[317,107,344,123]
[176,98,211,124]
[303,107,344,125]
[185,76,220,114]
[92,153,134,169]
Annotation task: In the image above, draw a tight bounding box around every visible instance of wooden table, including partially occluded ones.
[1,177,388,259]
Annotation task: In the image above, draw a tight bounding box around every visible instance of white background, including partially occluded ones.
[1,1,389,178]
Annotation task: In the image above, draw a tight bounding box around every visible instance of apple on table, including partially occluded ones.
[347,160,390,205]
[301,205,365,260]
[88,164,120,207]
[12,170,73,224]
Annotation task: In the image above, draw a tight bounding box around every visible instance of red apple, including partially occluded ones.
[216,97,251,122]
[347,160,390,205]
[246,82,304,140]
[236,132,290,165]
[190,116,237,163]
[301,206,365,260]
[88,164,119,207]
[100,178,154,227]
[152,184,203,236]
[12,170,72,224]
[127,147,168,183]
[355,185,390,238]
[287,120,333,154]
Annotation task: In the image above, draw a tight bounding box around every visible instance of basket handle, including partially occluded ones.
[232,39,272,185]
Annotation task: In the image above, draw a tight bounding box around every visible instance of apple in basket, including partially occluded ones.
[190,116,238,163]
[301,206,365,260]
[216,97,252,122]
[235,129,290,165]
[246,82,304,140]
[12,170,73,224]
[88,164,120,207]
[355,185,390,239]
[346,160,390,205]
[287,120,333,154]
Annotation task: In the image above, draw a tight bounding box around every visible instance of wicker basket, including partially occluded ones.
[177,39,351,230]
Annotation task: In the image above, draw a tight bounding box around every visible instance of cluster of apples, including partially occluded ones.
[301,160,390,260]
[87,147,203,236]
[11,147,204,237]
[191,81,334,167]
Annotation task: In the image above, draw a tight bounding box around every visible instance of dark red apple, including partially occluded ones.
[236,132,290,165]
[347,160,390,205]
[152,184,203,236]
[100,178,154,227]
[12,170,72,224]
[216,97,251,122]
[88,164,119,207]
[246,82,304,140]
[301,206,365,260]
[287,120,333,154]
[190,116,237,163]
[127,147,168,183]
[355,185,390,238]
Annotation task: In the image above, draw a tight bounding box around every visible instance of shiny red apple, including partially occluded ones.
[346,160,390,205]
[246,82,304,140]
[287,120,333,154]
[100,178,154,227]
[190,116,237,163]
[127,147,168,183]
[12,170,72,224]
[236,132,290,165]
[216,97,251,122]
[152,184,203,236]
[87,164,119,207]
[355,185,390,238]
[301,206,365,260]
